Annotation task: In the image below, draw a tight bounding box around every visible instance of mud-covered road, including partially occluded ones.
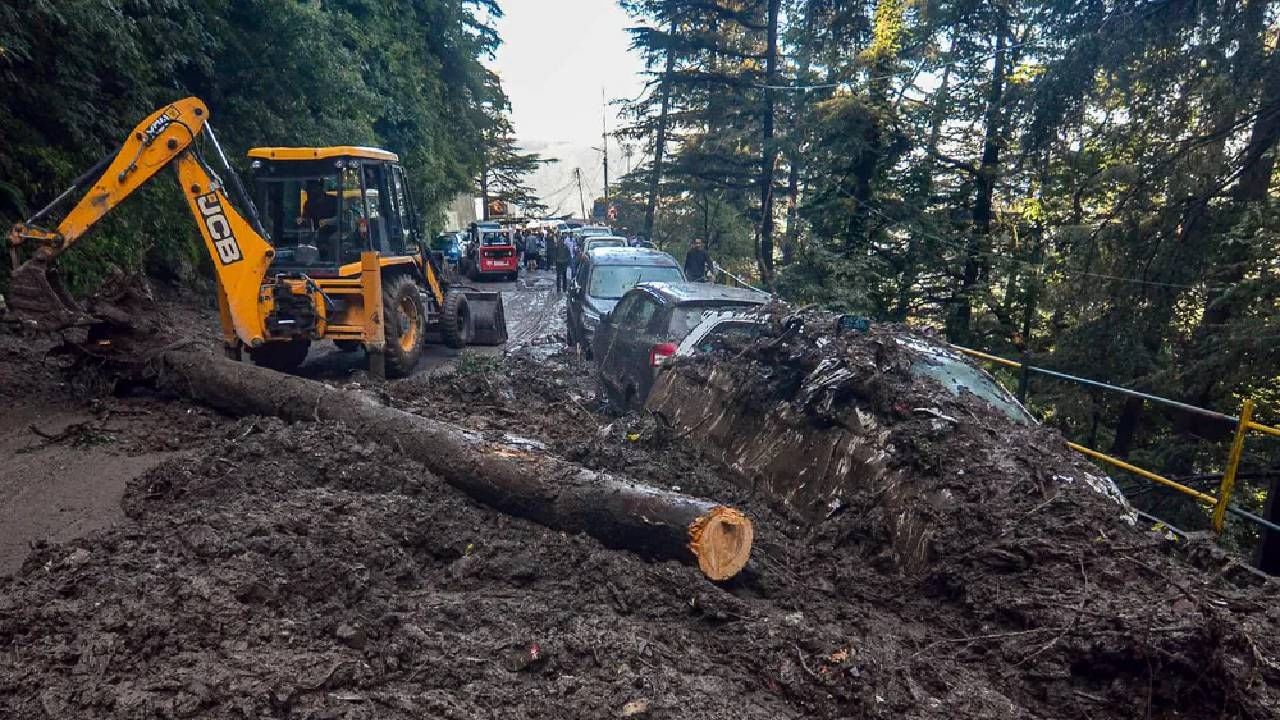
[0,271,565,575]
[297,270,565,380]
[0,276,1276,720]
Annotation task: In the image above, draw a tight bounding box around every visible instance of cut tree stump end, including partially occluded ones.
[689,506,754,581]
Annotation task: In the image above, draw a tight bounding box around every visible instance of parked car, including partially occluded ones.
[566,248,684,357]
[578,225,613,238]
[593,282,770,410]
[672,308,773,356]
[583,236,628,254]
[431,231,464,268]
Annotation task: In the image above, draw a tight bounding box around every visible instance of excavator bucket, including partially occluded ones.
[6,255,87,328]
[465,289,507,346]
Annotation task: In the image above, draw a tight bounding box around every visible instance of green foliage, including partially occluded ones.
[479,112,552,216]
[619,0,1280,543]
[0,0,501,295]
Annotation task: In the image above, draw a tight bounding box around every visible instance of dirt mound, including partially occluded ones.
[1,304,1277,718]
[647,312,1280,717]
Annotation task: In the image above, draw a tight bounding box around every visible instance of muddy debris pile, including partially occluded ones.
[647,310,1280,717]
[1,302,1278,718]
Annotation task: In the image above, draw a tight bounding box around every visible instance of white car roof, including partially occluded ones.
[674,311,770,356]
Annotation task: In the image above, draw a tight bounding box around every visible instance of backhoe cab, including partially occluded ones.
[242,146,505,376]
[5,98,506,379]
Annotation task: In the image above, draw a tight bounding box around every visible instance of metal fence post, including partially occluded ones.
[1213,399,1254,534]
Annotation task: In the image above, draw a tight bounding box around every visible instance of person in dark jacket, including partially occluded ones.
[553,234,572,292]
[684,238,710,281]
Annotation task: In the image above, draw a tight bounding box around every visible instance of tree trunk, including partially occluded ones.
[1111,397,1144,458]
[757,0,781,284]
[643,13,679,242]
[947,10,1010,345]
[1185,17,1280,407]
[892,63,952,322]
[783,161,800,266]
[782,0,820,268]
[156,351,755,581]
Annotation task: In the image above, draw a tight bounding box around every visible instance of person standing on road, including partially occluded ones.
[525,232,541,273]
[553,234,572,293]
[565,234,579,278]
[513,232,526,269]
[684,238,710,282]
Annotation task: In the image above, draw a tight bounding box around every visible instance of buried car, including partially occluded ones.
[593,282,770,410]
[645,313,1131,568]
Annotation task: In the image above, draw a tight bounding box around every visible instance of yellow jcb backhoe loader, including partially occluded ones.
[6,97,506,378]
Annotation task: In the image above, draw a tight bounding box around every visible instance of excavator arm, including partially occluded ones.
[7,97,274,347]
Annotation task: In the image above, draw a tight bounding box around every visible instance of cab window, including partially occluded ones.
[390,166,412,248]
[360,164,395,254]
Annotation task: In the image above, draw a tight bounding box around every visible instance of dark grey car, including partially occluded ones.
[566,248,684,357]
[593,282,769,410]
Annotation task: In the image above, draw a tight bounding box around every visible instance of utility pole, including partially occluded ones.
[575,168,587,220]
[623,143,635,175]
[601,87,610,203]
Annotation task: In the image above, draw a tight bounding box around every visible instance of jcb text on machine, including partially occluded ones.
[7,97,506,378]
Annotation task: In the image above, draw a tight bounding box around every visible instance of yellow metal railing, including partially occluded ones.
[953,346,1280,535]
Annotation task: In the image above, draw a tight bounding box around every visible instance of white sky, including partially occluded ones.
[488,0,648,212]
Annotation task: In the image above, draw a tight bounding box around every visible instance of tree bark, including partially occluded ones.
[643,12,679,242]
[947,9,1010,345]
[757,0,781,284]
[155,351,754,581]
[1184,11,1280,407]
[892,62,951,322]
[782,0,820,268]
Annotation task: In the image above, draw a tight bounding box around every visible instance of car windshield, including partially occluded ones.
[587,265,683,299]
[432,236,456,250]
[896,336,1033,424]
[479,232,510,246]
[668,304,765,338]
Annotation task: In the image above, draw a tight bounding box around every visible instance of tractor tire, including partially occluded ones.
[382,273,427,378]
[441,289,473,350]
[250,339,311,373]
[334,340,362,353]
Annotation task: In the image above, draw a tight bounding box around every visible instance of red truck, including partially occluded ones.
[463,222,519,281]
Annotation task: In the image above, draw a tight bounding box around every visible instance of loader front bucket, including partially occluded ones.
[465,290,507,346]
[7,255,87,328]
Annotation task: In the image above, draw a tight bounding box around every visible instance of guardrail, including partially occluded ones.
[952,346,1280,537]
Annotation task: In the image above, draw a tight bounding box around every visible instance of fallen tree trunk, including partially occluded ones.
[156,350,753,581]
